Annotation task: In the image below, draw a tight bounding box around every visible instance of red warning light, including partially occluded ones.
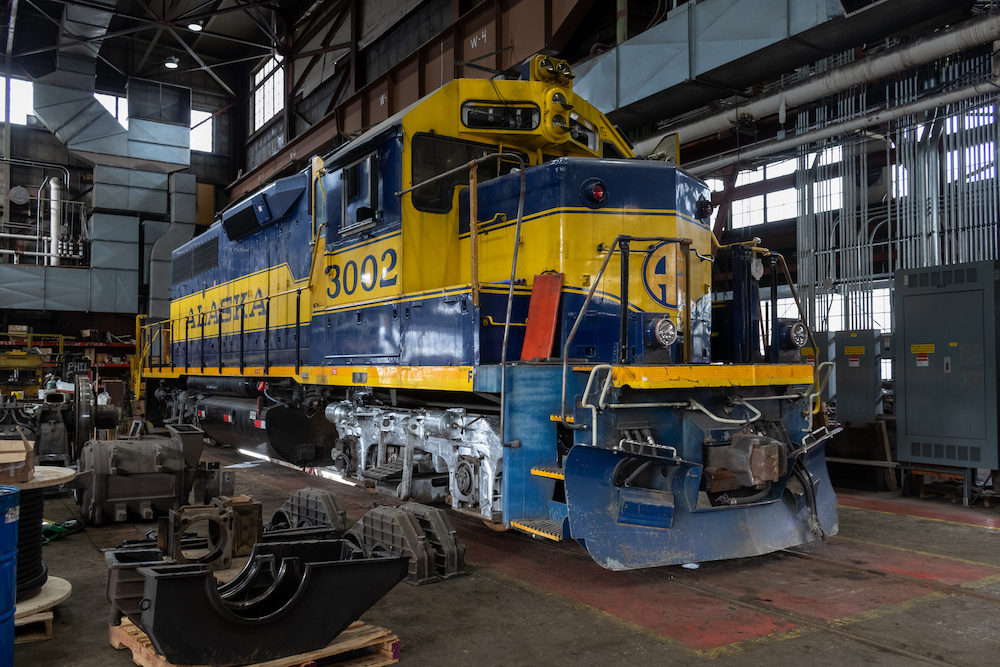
[581,178,609,207]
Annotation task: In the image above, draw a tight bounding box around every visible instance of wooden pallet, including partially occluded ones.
[14,611,54,644]
[109,618,400,667]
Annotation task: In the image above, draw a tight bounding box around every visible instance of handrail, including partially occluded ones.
[398,150,526,448]
[559,235,692,431]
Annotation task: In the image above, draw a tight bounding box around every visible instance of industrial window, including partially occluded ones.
[765,159,796,178]
[0,77,33,124]
[252,56,284,132]
[190,110,213,153]
[410,134,525,214]
[731,195,764,229]
[95,92,128,129]
[341,153,378,234]
[813,176,843,213]
[767,188,798,221]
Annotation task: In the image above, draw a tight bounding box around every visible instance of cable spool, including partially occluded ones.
[15,488,46,599]
[8,467,75,601]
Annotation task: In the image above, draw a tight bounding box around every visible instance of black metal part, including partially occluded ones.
[16,488,47,599]
[186,377,262,398]
[135,540,408,665]
[268,488,349,533]
[346,502,466,585]
[619,238,630,363]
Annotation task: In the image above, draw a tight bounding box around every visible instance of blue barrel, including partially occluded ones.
[0,486,19,667]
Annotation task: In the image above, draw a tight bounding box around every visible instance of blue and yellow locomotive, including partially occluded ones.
[142,56,838,570]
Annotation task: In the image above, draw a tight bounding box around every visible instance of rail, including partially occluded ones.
[559,235,693,431]
[139,285,305,376]
[398,151,526,448]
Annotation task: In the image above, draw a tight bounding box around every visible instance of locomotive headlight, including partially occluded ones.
[777,319,808,350]
[790,321,808,347]
[654,318,677,347]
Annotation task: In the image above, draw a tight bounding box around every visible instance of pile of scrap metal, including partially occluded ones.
[103,487,465,664]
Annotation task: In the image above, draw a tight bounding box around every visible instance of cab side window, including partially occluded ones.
[341,152,379,234]
[411,134,525,214]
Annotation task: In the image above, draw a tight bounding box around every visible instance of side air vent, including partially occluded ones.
[172,236,219,284]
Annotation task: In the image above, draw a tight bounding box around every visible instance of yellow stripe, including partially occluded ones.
[530,468,566,481]
[510,520,562,541]
[569,364,814,389]
[144,364,474,391]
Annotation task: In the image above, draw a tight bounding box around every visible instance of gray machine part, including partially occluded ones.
[834,330,884,425]
[33,376,122,466]
[346,502,465,585]
[703,433,786,488]
[399,502,465,581]
[75,424,206,525]
[164,504,234,570]
[895,262,1000,476]
[104,547,173,626]
[34,399,72,466]
[190,460,235,504]
[212,496,263,557]
[269,487,349,533]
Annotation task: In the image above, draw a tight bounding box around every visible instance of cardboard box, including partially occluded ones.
[7,325,29,335]
[0,427,35,483]
[81,329,100,342]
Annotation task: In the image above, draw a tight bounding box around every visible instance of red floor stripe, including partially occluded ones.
[799,538,1000,586]
[836,491,1000,529]
[466,530,798,650]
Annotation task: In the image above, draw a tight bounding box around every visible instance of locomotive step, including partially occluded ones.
[530,466,565,480]
[360,461,405,482]
[511,519,565,541]
[109,618,400,667]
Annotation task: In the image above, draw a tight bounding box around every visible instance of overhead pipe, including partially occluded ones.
[48,177,61,266]
[684,77,1000,177]
[636,12,1000,156]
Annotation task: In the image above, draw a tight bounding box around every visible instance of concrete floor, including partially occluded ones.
[15,445,1000,667]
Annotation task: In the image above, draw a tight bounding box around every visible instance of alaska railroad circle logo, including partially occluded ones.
[642,242,680,308]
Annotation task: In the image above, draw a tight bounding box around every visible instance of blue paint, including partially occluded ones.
[0,486,19,667]
[563,443,838,570]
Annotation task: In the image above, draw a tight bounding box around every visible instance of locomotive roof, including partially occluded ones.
[321,99,420,169]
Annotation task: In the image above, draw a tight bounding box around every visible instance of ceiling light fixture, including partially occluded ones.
[165,55,179,69]
[188,20,203,32]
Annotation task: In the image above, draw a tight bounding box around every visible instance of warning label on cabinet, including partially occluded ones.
[843,346,865,355]
[911,344,935,354]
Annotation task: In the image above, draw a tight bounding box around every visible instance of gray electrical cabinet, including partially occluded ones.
[895,261,998,471]
[834,330,883,424]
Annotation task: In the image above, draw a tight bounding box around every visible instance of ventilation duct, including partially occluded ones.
[30,0,190,173]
